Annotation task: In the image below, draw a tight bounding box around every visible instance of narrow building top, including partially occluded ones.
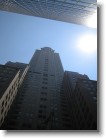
[41,47,54,52]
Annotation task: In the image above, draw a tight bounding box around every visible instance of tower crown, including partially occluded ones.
[41,47,54,51]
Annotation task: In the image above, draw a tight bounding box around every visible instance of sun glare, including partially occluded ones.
[86,11,97,28]
[78,34,97,54]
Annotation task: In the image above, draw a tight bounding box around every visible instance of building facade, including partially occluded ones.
[0,0,97,27]
[72,78,97,129]
[60,71,97,130]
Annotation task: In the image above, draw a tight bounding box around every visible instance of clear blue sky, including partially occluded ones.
[0,10,97,80]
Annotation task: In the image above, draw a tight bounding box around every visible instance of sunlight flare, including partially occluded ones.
[78,34,97,54]
[86,11,97,28]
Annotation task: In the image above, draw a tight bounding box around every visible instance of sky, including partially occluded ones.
[0,10,97,80]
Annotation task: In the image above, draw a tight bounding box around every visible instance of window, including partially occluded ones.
[38,114,46,119]
[40,98,47,101]
[39,110,42,113]
[22,123,31,128]
[42,87,47,89]
[43,74,48,77]
[43,115,46,119]
[42,82,47,84]
[8,96,10,101]
[6,94,8,99]
[44,98,47,101]
[1,107,4,114]
[41,92,47,95]
[40,105,47,108]
[38,115,42,118]
[2,101,4,106]
[51,75,54,76]
[5,101,7,107]
[43,78,48,81]
[9,90,11,95]
[41,98,43,101]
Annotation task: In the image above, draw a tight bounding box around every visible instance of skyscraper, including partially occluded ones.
[1,47,64,129]
[0,47,97,130]
[0,0,97,26]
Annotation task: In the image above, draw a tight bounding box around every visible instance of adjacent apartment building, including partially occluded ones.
[0,63,29,127]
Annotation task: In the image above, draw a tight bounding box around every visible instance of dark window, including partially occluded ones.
[42,82,47,84]
[22,123,31,128]
[43,115,46,119]
[5,101,7,107]
[1,107,4,114]
[39,110,42,113]
[44,98,47,101]
[43,74,48,77]
[2,101,4,106]
[40,105,47,108]
[38,115,42,118]
[9,90,11,94]
[40,105,43,108]
[40,98,43,101]
[8,96,10,101]
[6,94,8,99]
[40,98,47,101]
[51,75,54,76]
[43,78,48,81]
[42,87,47,89]
[41,92,47,95]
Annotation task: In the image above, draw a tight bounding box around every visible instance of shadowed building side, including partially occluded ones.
[60,71,97,130]
[72,78,97,130]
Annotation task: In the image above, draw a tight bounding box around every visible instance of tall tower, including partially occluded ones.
[1,47,64,129]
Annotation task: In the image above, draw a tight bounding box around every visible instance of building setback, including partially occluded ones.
[0,47,97,130]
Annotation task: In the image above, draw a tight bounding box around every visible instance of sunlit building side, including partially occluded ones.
[0,65,20,127]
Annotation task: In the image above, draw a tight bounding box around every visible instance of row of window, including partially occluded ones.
[0,77,19,126]
[1,78,19,107]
